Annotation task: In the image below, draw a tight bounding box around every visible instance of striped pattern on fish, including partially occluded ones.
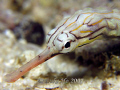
[4,8,120,82]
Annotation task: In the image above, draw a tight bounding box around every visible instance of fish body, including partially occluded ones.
[4,8,120,82]
[46,9,120,53]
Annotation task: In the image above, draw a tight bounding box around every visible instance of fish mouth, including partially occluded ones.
[4,47,58,82]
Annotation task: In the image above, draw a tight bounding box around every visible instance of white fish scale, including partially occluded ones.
[83,14,93,24]
[47,18,68,46]
[88,14,104,25]
[46,28,56,42]
[103,13,113,18]
[76,14,91,25]
[107,19,117,29]
[66,12,78,23]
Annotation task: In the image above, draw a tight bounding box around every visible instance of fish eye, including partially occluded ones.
[64,42,70,48]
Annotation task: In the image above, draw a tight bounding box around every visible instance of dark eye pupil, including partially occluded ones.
[65,42,70,48]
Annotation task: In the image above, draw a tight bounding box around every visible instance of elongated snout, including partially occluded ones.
[4,48,58,82]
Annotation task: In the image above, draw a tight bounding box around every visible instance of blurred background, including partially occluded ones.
[1,0,120,90]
